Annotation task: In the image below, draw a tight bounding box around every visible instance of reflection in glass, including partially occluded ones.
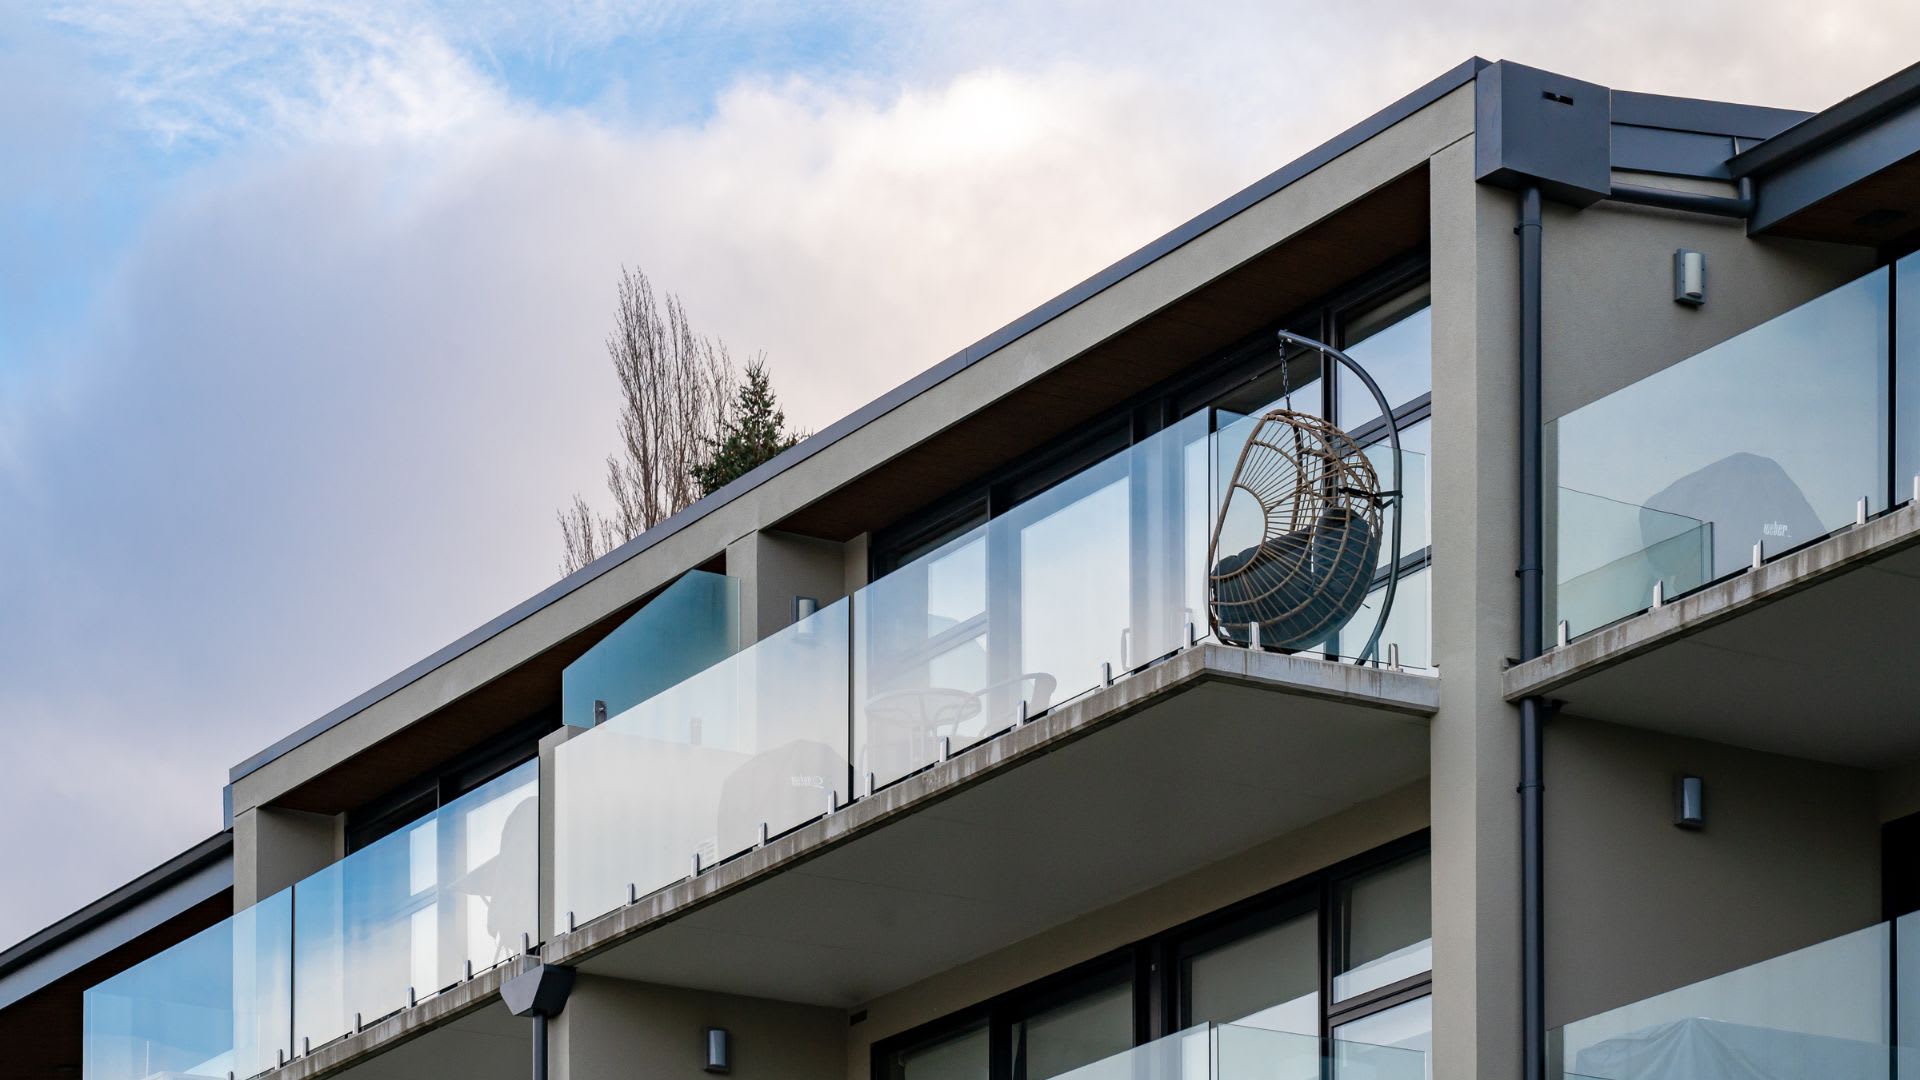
[555,599,850,929]
[1334,997,1432,1080]
[295,762,538,1047]
[560,570,739,728]
[1019,982,1136,1080]
[1346,567,1431,672]
[1557,922,1890,1078]
[1334,853,1433,1001]
[83,889,293,1080]
[1186,913,1320,1035]
[1549,267,1889,635]
[1217,1023,1427,1080]
[1050,1024,1210,1080]
[1899,251,1920,495]
[892,1023,989,1080]
[1366,421,1431,569]
[856,411,1214,792]
[1340,290,1431,429]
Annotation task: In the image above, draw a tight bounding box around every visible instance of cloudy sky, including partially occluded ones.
[2,1,1915,948]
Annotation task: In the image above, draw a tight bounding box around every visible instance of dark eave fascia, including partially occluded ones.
[1611,90,1807,141]
[0,832,231,1005]
[226,56,1490,788]
[1607,89,1810,182]
[1730,59,1920,179]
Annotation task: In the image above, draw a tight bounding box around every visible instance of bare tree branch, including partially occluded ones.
[557,267,736,576]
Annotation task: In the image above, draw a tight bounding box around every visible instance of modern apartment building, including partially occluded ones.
[7,54,1920,1080]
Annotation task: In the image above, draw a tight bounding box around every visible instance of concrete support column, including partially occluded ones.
[549,975,845,1080]
[539,724,585,941]
[1426,136,1524,1080]
[232,805,341,909]
[843,532,871,595]
[725,528,854,644]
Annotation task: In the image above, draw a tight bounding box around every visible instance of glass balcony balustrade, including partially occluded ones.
[554,406,1433,930]
[1548,256,1920,639]
[560,570,740,729]
[1555,918,1915,1080]
[83,764,537,1079]
[1044,1022,1426,1080]
[293,761,538,1050]
[83,890,293,1080]
[554,597,851,928]
[86,398,1434,1075]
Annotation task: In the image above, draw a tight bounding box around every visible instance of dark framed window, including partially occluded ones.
[872,833,1432,1080]
[870,254,1430,579]
[344,708,553,853]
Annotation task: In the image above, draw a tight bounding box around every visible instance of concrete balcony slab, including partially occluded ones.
[1506,501,1920,766]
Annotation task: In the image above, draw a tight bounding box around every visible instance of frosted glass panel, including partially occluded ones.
[555,599,850,929]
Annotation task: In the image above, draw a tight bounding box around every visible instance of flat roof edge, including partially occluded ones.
[1731,59,1920,178]
[0,831,232,996]
[1609,89,1808,140]
[227,56,1488,787]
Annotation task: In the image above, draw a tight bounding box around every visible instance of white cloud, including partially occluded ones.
[9,0,1920,947]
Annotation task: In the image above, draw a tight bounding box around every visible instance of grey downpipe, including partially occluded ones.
[503,962,575,1080]
[1606,176,1753,219]
[532,1013,549,1080]
[1518,185,1548,1080]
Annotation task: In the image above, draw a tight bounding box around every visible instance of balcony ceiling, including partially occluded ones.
[1506,506,1920,768]
[563,649,1433,1007]
[324,1002,527,1080]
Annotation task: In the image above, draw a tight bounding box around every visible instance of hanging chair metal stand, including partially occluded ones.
[1207,330,1405,666]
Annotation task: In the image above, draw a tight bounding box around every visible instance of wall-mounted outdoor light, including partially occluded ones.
[1673,249,1706,306]
[1674,774,1705,829]
[704,1027,731,1073]
[794,596,820,640]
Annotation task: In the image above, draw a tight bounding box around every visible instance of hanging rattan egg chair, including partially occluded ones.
[1207,332,1404,663]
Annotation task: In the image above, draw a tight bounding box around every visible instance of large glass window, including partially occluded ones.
[873,837,1432,1080]
[1015,981,1135,1080]
[1334,851,1433,1001]
[1335,996,1433,1080]
[1339,284,1432,430]
[1897,251,1920,496]
[1183,911,1320,1034]
[890,1023,989,1080]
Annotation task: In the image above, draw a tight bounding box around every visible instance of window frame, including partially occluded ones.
[869,253,1431,578]
[868,831,1432,1080]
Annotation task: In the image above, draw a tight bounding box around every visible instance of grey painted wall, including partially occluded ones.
[1540,195,1875,422]
[233,805,339,909]
[1543,716,1880,1028]
[727,528,852,644]
[552,975,845,1080]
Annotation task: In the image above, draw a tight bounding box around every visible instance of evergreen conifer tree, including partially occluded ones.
[691,358,802,496]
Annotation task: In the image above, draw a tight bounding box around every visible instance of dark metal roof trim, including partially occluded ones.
[0,832,231,1006]
[227,56,1492,785]
[1610,90,1807,140]
[1731,59,1920,178]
